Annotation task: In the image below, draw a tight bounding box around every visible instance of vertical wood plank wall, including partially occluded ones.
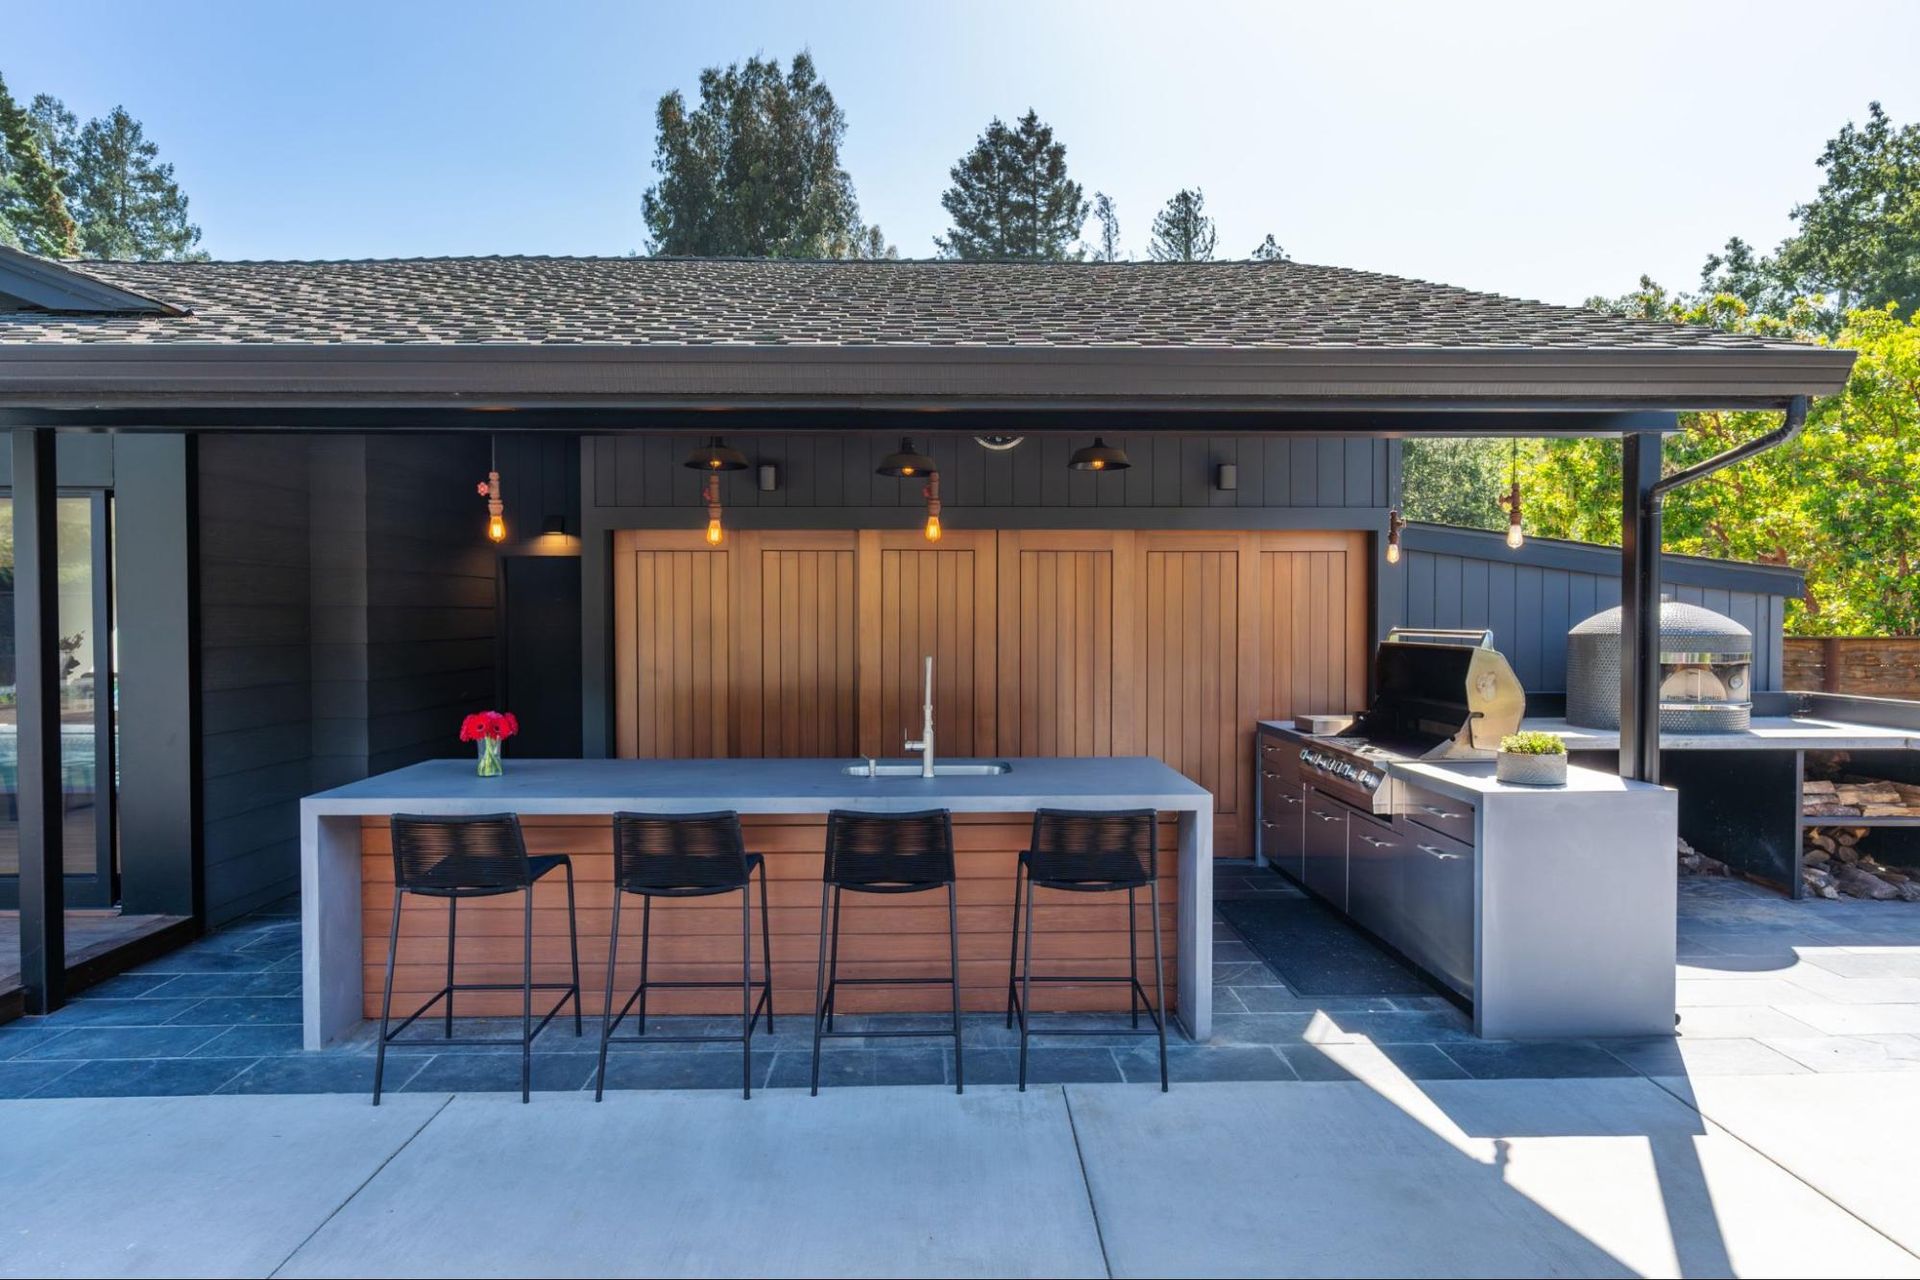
[610,529,1367,857]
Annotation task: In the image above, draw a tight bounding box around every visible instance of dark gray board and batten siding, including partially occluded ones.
[1398,522,1800,694]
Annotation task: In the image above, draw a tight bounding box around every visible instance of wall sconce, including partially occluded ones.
[541,515,567,540]
[1215,463,1239,491]
[703,473,725,545]
[922,472,942,542]
[1385,508,1405,564]
[1069,438,1130,471]
[683,436,749,473]
[758,464,779,493]
[477,470,505,543]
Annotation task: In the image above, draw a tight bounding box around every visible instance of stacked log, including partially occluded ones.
[1802,825,1920,900]
[1801,777,1920,819]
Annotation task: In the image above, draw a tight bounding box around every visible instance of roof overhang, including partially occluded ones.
[0,340,1854,423]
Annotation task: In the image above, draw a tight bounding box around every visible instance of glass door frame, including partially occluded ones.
[0,486,116,910]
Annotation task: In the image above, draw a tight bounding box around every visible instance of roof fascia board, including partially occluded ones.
[0,341,1854,410]
[0,247,185,315]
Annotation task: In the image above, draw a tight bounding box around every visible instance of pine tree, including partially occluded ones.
[1090,192,1121,261]
[642,51,869,258]
[63,105,202,260]
[1147,188,1216,262]
[936,110,1087,260]
[0,74,77,257]
[1250,234,1288,261]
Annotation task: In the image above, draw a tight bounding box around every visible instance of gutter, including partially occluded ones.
[1648,394,1810,506]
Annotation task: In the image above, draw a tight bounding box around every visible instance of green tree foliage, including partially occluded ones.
[937,110,1086,260]
[642,51,879,258]
[1399,438,1518,531]
[1147,188,1216,262]
[20,96,201,260]
[0,73,77,256]
[1250,234,1287,261]
[1090,192,1121,262]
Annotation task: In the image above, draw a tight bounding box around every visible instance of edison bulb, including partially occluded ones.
[1506,521,1524,550]
[924,514,942,542]
[487,514,506,543]
[1385,540,1401,565]
[705,518,724,546]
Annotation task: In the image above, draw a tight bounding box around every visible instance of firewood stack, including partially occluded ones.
[1801,777,1920,818]
[1802,822,1920,901]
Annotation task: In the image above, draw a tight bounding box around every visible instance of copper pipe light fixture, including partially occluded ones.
[876,437,937,478]
[922,472,943,543]
[478,437,506,543]
[1069,437,1131,471]
[1497,440,1525,550]
[1385,508,1406,564]
[701,473,725,545]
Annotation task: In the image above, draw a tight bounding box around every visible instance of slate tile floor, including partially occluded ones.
[3,871,1918,1097]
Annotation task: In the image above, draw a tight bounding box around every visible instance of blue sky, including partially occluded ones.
[9,0,1919,305]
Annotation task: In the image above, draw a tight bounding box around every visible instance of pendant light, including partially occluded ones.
[1385,508,1405,564]
[478,436,506,543]
[683,436,750,473]
[876,437,936,478]
[1069,437,1131,472]
[922,472,943,543]
[702,473,725,545]
[1497,440,1524,550]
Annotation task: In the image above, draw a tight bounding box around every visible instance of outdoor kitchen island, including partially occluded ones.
[300,756,1213,1051]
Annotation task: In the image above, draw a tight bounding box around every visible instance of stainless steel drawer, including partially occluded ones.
[1402,826,1475,1000]
[1258,736,1301,787]
[1400,778,1476,845]
[1346,810,1405,939]
[1302,790,1349,911]
[1259,780,1306,878]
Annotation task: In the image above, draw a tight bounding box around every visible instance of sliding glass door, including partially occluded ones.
[0,491,117,909]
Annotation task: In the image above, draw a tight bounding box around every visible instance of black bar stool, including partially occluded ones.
[595,810,774,1101]
[374,812,582,1105]
[812,808,962,1095]
[1006,808,1168,1091]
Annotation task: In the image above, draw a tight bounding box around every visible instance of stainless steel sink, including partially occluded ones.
[841,761,1013,777]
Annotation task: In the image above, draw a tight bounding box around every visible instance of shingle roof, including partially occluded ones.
[0,255,1815,352]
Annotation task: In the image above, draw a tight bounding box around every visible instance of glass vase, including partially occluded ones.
[476,736,503,777]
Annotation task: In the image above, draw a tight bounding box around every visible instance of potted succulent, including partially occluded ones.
[1496,730,1567,786]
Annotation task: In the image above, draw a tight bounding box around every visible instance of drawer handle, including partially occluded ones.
[1357,835,1394,848]
[1311,810,1342,823]
[1418,844,1464,861]
[1262,770,1278,780]
[1420,804,1467,821]
[1260,820,1277,829]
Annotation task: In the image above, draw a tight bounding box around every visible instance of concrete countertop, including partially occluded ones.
[1521,716,1920,753]
[302,756,1213,817]
[1395,757,1669,803]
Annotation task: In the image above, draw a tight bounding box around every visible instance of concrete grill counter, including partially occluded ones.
[301,757,1214,1050]
[1259,723,1679,1039]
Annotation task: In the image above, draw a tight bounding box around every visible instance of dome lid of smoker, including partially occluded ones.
[1569,600,1753,653]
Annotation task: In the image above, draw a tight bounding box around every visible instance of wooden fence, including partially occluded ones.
[1784,637,1920,699]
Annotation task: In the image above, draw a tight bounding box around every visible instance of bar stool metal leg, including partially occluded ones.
[824,886,843,1032]
[1128,886,1141,1029]
[1005,862,1023,1029]
[948,881,964,1094]
[758,862,775,1033]
[373,893,403,1106]
[521,886,534,1104]
[1150,876,1168,1091]
[445,896,457,1038]
[595,892,624,1101]
[741,880,754,1098]
[1018,876,1037,1091]
[810,881,832,1096]
[565,861,583,1036]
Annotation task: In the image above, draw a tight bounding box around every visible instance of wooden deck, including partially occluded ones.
[0,911,192,1012]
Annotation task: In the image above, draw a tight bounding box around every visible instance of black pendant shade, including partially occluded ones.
[876,436,937,478]
[1069,437,1131,471]
[682,436,750,472]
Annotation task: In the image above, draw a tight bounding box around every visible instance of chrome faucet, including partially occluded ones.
[904,654,935,778]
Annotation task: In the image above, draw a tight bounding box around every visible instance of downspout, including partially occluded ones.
[1621,395,1810,785]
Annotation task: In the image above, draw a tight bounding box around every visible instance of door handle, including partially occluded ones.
[1418,844,1463,860]
[1420,804,1466,821]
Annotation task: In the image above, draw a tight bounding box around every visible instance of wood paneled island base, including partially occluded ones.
[358,813,1178,1019]
[302,757,1214,1049]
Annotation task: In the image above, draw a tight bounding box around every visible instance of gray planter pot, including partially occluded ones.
[1497,751,1567,786]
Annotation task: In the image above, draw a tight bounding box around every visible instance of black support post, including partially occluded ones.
[13,428,66,1012]
[1619,431,1664,785]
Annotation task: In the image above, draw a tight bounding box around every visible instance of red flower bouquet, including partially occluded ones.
[461,710,518,775]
